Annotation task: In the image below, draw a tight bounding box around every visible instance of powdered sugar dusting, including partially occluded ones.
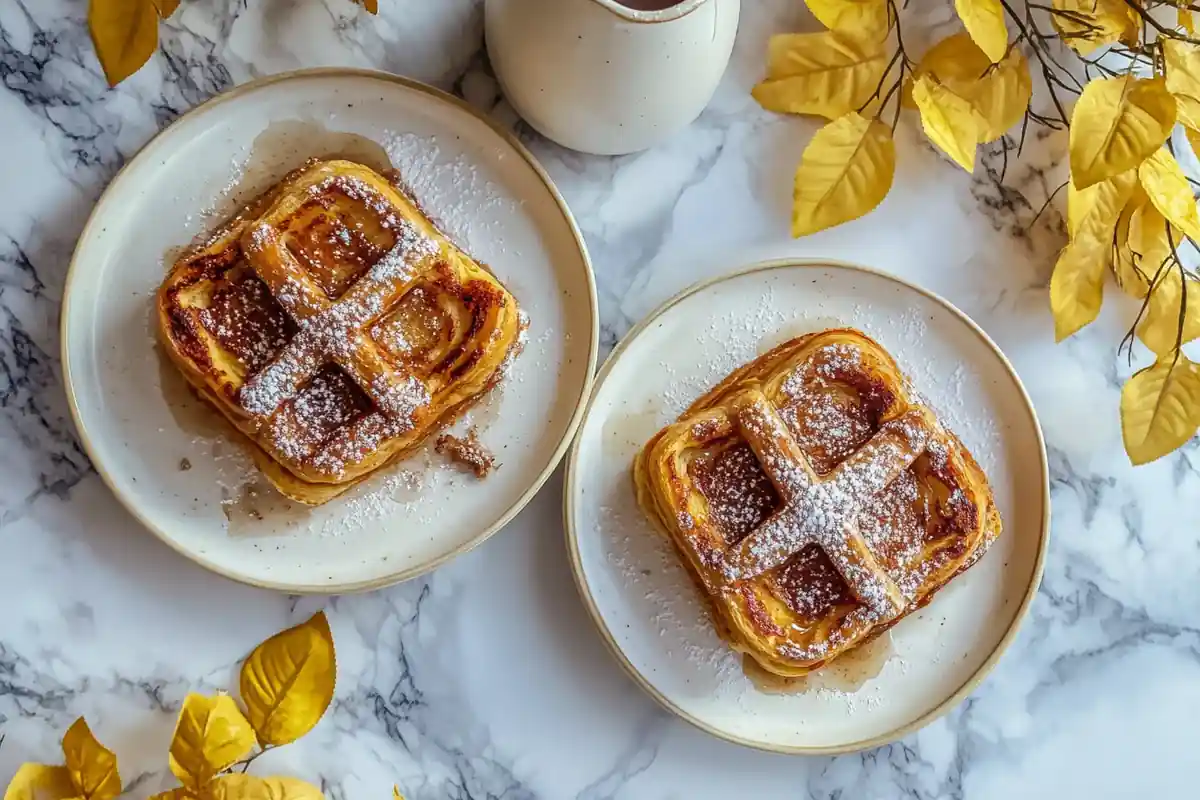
[653,281,989,460]
[185,153,249,229]
[496,309,531,382]
[722,402,930,653]
[236,212,440,476]
[371,374,430,424]
[602,488,745,691]
[369,222,440,280]
[382,131,517,256]
[306,421,479,538]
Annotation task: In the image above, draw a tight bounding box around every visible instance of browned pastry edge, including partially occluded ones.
[159,307,525,505]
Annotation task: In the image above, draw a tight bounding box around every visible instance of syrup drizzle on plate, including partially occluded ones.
[742,632,895,695]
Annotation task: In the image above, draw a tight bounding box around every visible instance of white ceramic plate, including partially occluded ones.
[63,69,597,592]
[565,260,1047,754]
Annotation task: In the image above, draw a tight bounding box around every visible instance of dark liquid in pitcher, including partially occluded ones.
[618,0,686,9]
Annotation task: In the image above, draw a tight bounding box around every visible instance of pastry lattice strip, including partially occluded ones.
[236,189,441,429]
[720,390,930,619]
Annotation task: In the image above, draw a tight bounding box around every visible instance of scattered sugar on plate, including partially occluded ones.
[382,130,519,259]
[185,152,251,230]
[308,443,457,538]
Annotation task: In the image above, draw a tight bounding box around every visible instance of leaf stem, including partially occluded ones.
[1169,227,1189,354]
[857,46,904,115]
[232,745,274,774]
[999,0,1076,128]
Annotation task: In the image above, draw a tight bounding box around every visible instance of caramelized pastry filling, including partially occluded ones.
[857,466,929,569]
[691,442,779,546]
[371,285,455,369]
[268,366,374,461]
[283,191,397,299]
[197,269,294,371]
[779,344,893,474]
[914,447,978,545]
[775,544,856,622]
[782,386,877,474]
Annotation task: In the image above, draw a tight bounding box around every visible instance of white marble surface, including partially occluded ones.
[1,0,1197,797]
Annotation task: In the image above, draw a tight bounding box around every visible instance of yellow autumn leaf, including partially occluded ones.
[1113,196,1145,298]
[1115,190,1169,299]
[206,775,323,800]
[240,612,336,746]
[915,33,989,85]
[791,112,895,236]
[1050,0,1137,54]
[169,694,257,790]
[803,0,889,40]
[1068,169,1137,241]
[752,31,887,119]
[913,34,1031,141]
[148,790,193,800]
[962,49,1031,142]
[61,718,120,800]
[1128,200,1171,279]
[1163,39,1200,131]
[3,765,75,800]
[1138,147,1200,240]
[954,0,1007,63]
[1050,240,1107,341]
[1182,8,1196,35]
[151,0,179,16]
[88,0,160,86]
[392,789,404,800]
[1122,354,1200,464]
[1069,76,1176,190]
[1177,96,1200,138]
[1164,40,1200,97]
[1137,269,1200,355]
[912,75,978,172]
[1187,126,1200,161]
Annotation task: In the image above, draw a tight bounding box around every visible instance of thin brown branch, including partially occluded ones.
[232,745,274,774]
[857,46,905,115]
[1121,0,1200,46]
[1027,179,1069,231]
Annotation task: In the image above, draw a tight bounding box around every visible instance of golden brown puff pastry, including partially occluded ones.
[157,159,526,505]
[634,328,1000,678]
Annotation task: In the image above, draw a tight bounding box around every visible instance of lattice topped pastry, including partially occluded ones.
[634,329,1000,678]
[158,159,526,505]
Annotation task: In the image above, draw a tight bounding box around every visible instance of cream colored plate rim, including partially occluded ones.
[60,67,599,594]
[562,258,1049,755]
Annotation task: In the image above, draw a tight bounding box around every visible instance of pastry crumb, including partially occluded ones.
[435,427,496,478]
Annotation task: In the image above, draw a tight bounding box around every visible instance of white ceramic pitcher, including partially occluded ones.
[485,0,740,156]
